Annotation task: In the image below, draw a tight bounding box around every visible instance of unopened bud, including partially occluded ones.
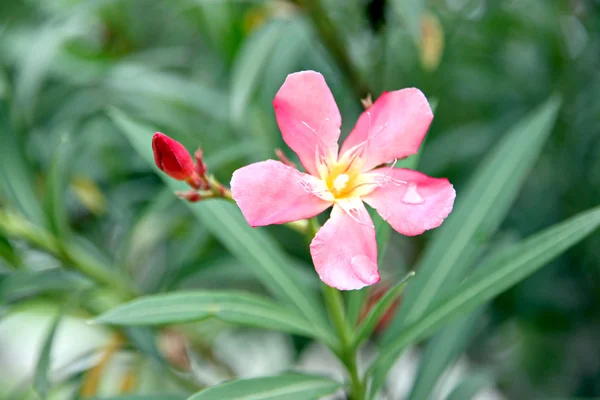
[152,132,203,189]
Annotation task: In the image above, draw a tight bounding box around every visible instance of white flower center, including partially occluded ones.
[332,173,350,192]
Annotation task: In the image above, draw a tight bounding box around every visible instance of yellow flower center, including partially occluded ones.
[322,152,372,200]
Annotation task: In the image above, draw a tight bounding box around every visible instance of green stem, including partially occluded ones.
[0,209,133,299]
[322,283,365,400]
[293,0,371,99]
[308,218,364,400]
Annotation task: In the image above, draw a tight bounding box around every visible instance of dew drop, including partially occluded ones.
[402,182,425,204]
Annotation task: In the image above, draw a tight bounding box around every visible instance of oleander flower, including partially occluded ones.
[231,71,455,290]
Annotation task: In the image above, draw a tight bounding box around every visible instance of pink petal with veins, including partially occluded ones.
[340,89,433,172]
[310,200,379,290]
[273,71,342,176]
[362,168,455,236]
[231,160,332,227]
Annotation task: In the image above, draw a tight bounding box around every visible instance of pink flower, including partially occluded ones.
[231,71,455,290]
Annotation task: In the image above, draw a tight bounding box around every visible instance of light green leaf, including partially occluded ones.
[384,96,562,343]
[0,269,92,302]
[0,105,45,225]
[369,204,600,396]
[90,396,185,400]
[408,311,482,400]
[445,373,493,400]
[95,291,332,343]
[106,64,229,121]
[231,20,285,126]
[354,271,415,346]
[186,373,342,400]
[388,0,424,45]
[108,108,330,334]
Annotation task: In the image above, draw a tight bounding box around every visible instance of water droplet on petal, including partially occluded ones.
[402,182,425,204]
[351,255,379,285]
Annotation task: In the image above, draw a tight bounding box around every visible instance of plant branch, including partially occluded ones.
[293,0,372,99]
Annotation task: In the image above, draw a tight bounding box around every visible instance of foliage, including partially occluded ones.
[0,0,599,399]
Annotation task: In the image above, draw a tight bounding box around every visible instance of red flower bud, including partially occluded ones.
[152,132,202,188]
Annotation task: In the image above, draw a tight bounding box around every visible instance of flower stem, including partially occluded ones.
[322,283,365,400]
[293,0,371,99]
[308,218,364,400]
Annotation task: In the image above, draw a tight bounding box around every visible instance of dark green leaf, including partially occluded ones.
[369,204,600,396]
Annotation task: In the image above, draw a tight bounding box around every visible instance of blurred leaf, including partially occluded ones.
[45,132,74,238]
[109,108,330,332]
[0,268,92,302]
[408,310,482,400]
[106,64,229,121]
[384,96,562,342]
[369,204,600,396]
[186,373,342,400]
[0,105,45,225]
[33,291,83,398]
[388,0,424,45]
[33,310,62,399]
[230,20,284,126]
[445,372,493,400]
[354,271,415,346]
[95,291,334,344]
[90,396,184,400]
[0,234,21,268]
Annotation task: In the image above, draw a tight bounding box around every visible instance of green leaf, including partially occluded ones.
[445,373,493,400]
[186,373,342,400]
[33,310,62,399]
[0,268,92,302]
[408,311,482,400]
[44,132,74,239]
[107,65,229,121]
[0,105,45,225]
[33,292,84,398]
[354,271,415,346]
[384,96,562,343]
[230,20,285,126]
[90,396,185,400]
[95,291,333,344]
[369,204,600,396]
[388,0,424,45]
[109,108,330,333]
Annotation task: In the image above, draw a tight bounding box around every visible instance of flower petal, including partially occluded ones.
[231,160,331,227]
[339,89,433,172]
[273,71,342,176]
[362,168,455,236]
[310,200,379,290]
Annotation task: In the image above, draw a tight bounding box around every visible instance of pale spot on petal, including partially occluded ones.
[351,255,380,285]
[402,182,425,205]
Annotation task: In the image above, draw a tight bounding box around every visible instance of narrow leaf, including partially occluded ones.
[95,291,334,345]
[408,311,482,400]
[109,108,330,332]
[445,372,493,400]
[354,271,415,346]
[90,396,184,400]
[230,21,284,125]
[186,373,342,400]
[384,96,562,342]
[369,205,600,396]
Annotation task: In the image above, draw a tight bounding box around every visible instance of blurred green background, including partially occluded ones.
[0,0,599,399]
